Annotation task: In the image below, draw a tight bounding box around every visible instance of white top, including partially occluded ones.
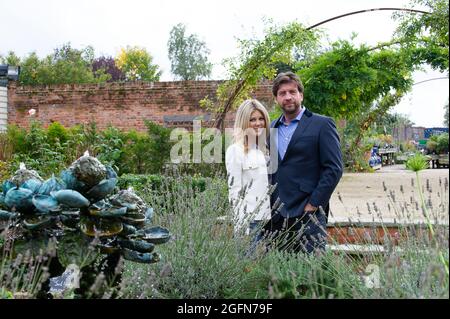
[225,143,271,233]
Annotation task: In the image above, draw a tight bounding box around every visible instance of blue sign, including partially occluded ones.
[424,127,449,139]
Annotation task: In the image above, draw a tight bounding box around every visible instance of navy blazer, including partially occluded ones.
[268,108,343,219]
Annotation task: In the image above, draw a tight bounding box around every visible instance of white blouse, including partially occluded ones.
[225,143,271,232]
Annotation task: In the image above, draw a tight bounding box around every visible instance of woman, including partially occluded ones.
[225,99,271,240]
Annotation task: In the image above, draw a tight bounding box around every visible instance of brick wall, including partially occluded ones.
[0,87,7,131]
[7,80,274,132]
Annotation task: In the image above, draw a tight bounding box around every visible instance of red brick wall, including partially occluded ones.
[7,80,274,132]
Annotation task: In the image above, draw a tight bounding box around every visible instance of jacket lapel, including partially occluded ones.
[282,108,313,162]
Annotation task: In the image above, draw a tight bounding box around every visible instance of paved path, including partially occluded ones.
[329,165,449,223]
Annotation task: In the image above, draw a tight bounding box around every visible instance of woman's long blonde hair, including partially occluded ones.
[233,99,270,154]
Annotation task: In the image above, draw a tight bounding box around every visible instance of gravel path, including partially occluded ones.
[329,165,449,223]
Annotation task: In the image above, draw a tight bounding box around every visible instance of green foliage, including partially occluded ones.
[341,92,406,171]
[374,112,415,135]
[268,104,283,122]
[9,121,67,177]
[47,121,69,145]
[119,176,246,299]
[167,23,213,80]
[200,21,321,128]
[0,51,20,65]
[426,139,438,152]
[2,43,163,85]
[340,137,373,173]
[13,43,110,86]
[166,126,228,177]
[15,52,43,85]
[0,131,13,162]
[48,44,109,84]
[120,130,154,174]
[117,174,448,299]
[429,135,439,142]
[400,140,418,152]
[2,164,449,298]
[406,153,430,171]
[394,0,449,72]
[0,160,11,183]
[95,125,125,168]
[436,133,449,153]
[234,250,360,299]
[3,125,28,155]
[0,289,14,299]
[144,120,173,173]
[297,41,413,119]
[117,173,213,193]
[427,133,449,154]
[115,46,161,82]
[0,121,176,178]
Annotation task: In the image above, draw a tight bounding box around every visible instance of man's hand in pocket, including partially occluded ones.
[304,203,318,213]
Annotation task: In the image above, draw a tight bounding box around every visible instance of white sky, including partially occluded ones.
[1,0,448,127]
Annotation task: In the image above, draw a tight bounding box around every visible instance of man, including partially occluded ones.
[265,71,343,254]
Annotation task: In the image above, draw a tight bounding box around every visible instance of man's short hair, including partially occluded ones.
[272,71,304,96]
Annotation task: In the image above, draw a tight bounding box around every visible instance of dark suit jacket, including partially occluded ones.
[268,108,343,220]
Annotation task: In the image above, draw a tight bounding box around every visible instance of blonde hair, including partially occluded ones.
[233,99,270,154]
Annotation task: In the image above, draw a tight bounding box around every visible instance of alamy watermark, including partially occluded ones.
[169,120,279,173]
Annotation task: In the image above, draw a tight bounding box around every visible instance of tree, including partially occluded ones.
[8,43,110,85]
[44,43,109,84]
[17,52,44,85]
[201,21,321,130]
[436,133,449,153]
[92,56,125,82]
[296,40,414,119]
[373,112,414,135]
[115,46,161,82]
[167,23,213,80]
[0,51,21,65]
[394,0,449,72]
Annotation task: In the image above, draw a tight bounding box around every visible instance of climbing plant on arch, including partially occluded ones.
[203,2,447,170]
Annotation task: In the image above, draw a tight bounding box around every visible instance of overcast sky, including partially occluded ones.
[1,0,448,127]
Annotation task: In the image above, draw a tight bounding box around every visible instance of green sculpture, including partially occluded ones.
[0,151,170,298]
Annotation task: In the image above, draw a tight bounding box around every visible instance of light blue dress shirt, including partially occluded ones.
[277,108,305,160]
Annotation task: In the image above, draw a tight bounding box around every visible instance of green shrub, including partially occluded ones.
[0,121,182,179]
[0,133,12,162]
[118,173,220,193]
[144,120,173,173]
[6,121,67,177]
[119,130,154,174]
[426,140,438,153]
[399,141,416,152]
[47,121,68,145]
[436,133,449,154]
[96,126,125,168]
[5,125,28,155]
[0,160,11,182]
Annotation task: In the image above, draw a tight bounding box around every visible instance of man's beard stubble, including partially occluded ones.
[281,101,301,115]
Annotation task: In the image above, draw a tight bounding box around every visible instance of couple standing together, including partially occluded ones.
[225,72,343,254]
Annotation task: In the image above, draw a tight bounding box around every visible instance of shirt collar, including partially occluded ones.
[280,107,305,125]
